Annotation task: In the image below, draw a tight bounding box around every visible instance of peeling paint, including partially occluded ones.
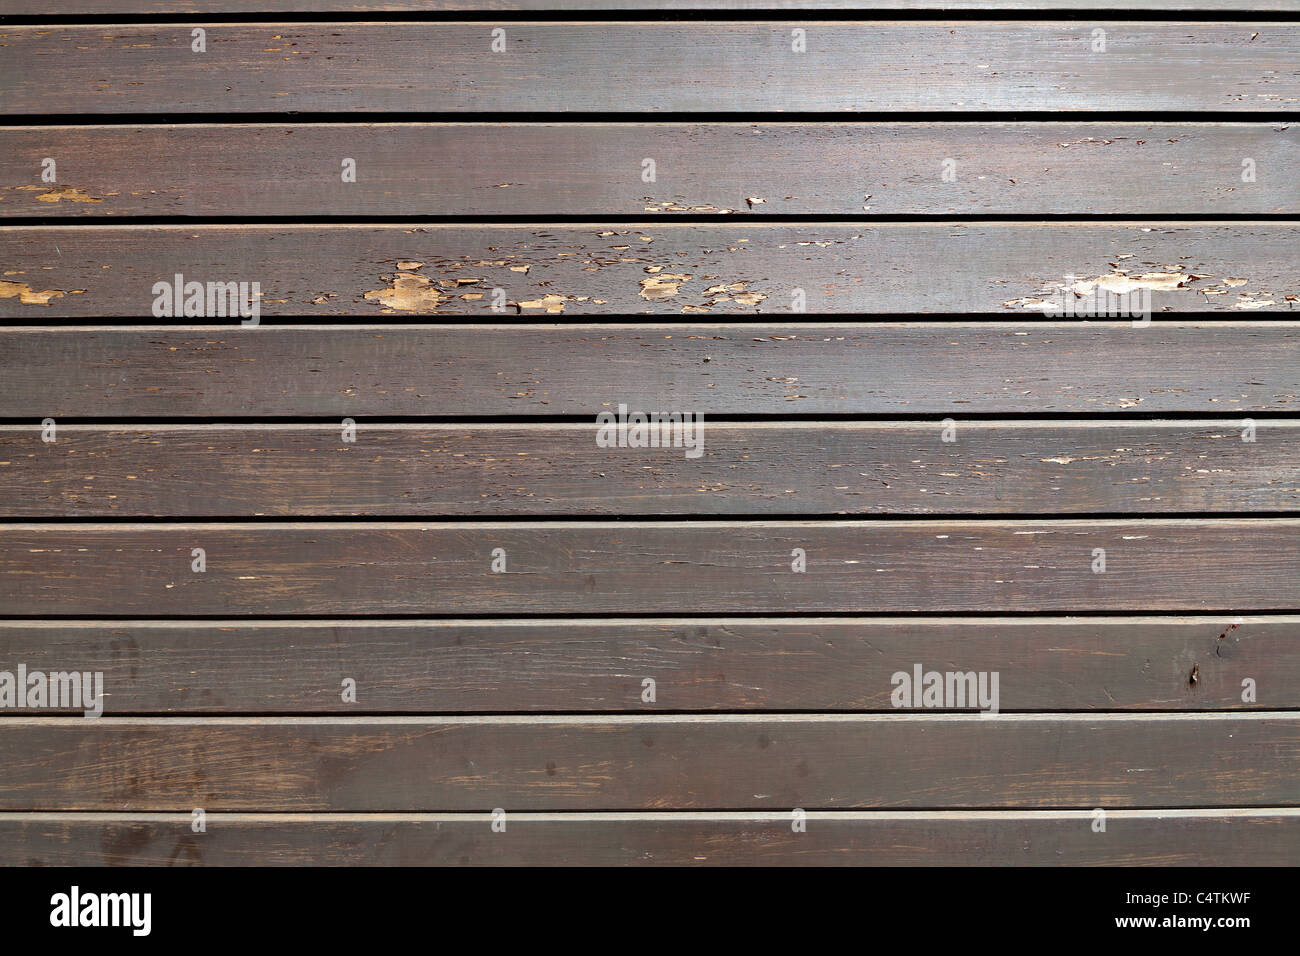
[644,198,736,214]
[639,273,692,301]
[13,185,102,203]
[363,272,442,312]
[516,293,569,313]
[1002,296,1051,310]
[0,279,65,305]
[1069,272,1196,295]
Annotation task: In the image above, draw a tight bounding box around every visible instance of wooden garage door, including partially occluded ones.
[0,0,1297,865]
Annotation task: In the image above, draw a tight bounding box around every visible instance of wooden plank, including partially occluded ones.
[2,520,1297,615]
[4,422,1299,517]
[0,714,1294,810]
[0,616,1291,712]
[4,23,1298,114]
[5,1,1299,13]
[4,123,1297,218]
[4,324,1297,418]
[2,810,1295,866]
[2,224,1298,316]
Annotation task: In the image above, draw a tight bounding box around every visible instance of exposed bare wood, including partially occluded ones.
[2,223,1298,315]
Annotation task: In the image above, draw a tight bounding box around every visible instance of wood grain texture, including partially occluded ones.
[2,810,1296,866]
[5,324,1297,417]
[5,0,1299,12]
[4,422,1299,517]
[2,520,1297,615]
[2,224,1298,315]
[3,23,1298,114]
[4,123,1296,218]
[0,616,1290,712]
[0,714,1294,810]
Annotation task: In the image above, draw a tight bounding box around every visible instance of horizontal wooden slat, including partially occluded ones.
[4,324,1297,417]
[2,224,1298,315]
[0,616,1291,712]
[3,23,1298,114]
[4,422,1299,516]
[4,123,1297,217]
[5,0,1299,12]
[2,520,1297,614]
[2,810,1295,866]
[0,714,1294,809]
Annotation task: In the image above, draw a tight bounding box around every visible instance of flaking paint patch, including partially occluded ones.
[1233,295,1276,309]
[516,293,569,313]
[0,279,65,305]
[1069,272,1195,295]
[639,273,692,301]
[644,198,736,214]
[363,272,442,313]
[13,185,102,203]
[1004,265,1214,311]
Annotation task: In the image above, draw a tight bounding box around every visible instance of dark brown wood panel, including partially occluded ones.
[0,714,1294,810]
[4,123,1296,217]
[5,0,1298,12]
[2,520,1297,615]
[0,616,1290,712]
[4,422,1298,516]
[2,224,1298,315]
[4,324,1297,418]
[4,23,1297,114]
[2,810,1295,867]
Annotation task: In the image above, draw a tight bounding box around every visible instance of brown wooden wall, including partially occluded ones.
[0,0,1297,866]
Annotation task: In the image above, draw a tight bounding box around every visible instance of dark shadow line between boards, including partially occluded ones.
[4,111,1298,124]
[0,807,1290,815]
[3,411,1299,423]
[7,213,1300,226]
[5,9,1300,24]
[4,511,1300,522]
[5,708,1299,718]
[3,315,1296,325]
[3,609,1298,621]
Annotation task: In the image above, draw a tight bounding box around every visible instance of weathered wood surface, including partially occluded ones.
[2,224,1297,315]
[5,324,1297,417]
[2,810,1295,867]
[3,23,1298,114]
[2,520,1297,615]
[6,0,1299,12]
[0,714,1294,810]
[4,422,1298,516]
[0,616,1290,712]
[3,123,1296,218]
